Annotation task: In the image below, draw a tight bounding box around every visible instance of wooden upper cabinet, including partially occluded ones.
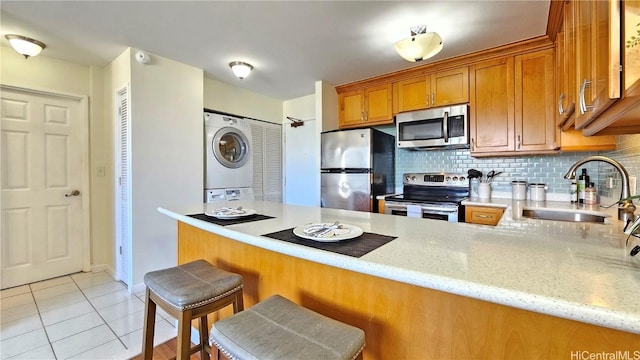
[469,57,515,154]
[339,89,365,127]
[394,76,430,112]
[338,84,392,128]
[365,84,393,124]
[471,49,558,156]
[557,0,577,128]
[582,0,640,136]
[574,0,621,129]
[557,1,616,151]
[432,67,469,107]
[515,49,559,152]
[394,67,469,113]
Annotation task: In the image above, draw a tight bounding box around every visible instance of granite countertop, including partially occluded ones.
[158,199,640,335]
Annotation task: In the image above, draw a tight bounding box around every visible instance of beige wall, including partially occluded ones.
[317,80,338,132]
[204,77,283,123]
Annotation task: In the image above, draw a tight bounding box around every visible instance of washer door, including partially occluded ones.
[212,127,250,168]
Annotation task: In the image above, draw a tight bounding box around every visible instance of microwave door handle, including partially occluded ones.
[442,111,449,142]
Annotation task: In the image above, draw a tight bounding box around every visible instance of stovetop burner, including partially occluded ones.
[388,172,470,205]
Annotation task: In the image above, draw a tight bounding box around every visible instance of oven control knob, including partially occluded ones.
[411,176,416,181]
[452,176,458,181]
[460,176,466,181]
[445,176,451,181]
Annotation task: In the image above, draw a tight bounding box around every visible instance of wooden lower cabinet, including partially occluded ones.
[178,222,639,360]
[465,205,505,226]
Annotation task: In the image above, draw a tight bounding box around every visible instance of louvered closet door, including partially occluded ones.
[1,87,85,289]
[115,87,131,284]
[250,121,282,202]
[262,123,282,202]
[251,123,264,200]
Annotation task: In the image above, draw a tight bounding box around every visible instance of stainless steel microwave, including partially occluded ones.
[396,104,469,149]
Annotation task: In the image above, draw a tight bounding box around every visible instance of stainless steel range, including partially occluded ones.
[384,172,470,222]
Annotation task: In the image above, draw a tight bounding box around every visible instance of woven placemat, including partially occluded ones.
[262,228,396,258]
[188,213,275,226]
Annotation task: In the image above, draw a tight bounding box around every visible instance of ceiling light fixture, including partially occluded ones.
[5,34,46,59]
[394,25,443,62]
[229,61,253,80]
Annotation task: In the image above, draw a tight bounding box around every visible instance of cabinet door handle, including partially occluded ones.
[579,79,594,114]
[517,135,521,149]
[431,93,435,106]
[558,93,566,116]
[471,138,475,151]
[476,214,492,219]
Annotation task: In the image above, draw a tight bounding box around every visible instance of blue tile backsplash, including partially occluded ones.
[375,124,640,200]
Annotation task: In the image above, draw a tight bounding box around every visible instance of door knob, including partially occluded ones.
[65,190,81,197]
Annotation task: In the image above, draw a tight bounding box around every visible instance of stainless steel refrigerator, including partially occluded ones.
[321,128,395,212]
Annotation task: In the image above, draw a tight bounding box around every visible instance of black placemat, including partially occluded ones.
[188,213,275,226]
[262,228,396,258]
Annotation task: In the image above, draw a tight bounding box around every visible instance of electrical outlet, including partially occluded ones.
[97,166,106,177]
[630,176,637,197]
[607,176,615,189]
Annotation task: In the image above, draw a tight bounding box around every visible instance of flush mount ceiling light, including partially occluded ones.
[5,34,46,59]
[229,61,253,80]
[394,25,443,62]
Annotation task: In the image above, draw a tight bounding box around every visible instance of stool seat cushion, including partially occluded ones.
[209,294,365,360]
[144,259,243,311]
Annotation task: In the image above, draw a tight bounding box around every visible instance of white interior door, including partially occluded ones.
[1,86,88,289]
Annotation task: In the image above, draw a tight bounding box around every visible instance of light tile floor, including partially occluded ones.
[0,272,177,359]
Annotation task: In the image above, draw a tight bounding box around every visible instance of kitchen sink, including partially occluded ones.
[521,209,609,223]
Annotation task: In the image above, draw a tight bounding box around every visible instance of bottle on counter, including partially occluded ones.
[585,182,597,205]
[570,180,578,203]
[578,168,589,204]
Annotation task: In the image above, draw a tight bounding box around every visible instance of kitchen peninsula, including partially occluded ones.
[159,200,640,359]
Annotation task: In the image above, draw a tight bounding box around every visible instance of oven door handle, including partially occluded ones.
[442,111,449,143]
[420,206,458,213]
[386,203,458,214]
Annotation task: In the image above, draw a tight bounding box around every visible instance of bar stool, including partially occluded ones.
[209,294,365,360]
[142,259,244,360]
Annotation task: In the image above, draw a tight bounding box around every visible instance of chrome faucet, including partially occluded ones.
[564,155,636,222]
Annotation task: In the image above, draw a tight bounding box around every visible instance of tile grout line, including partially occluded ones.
[69,275,131,353]
[28,282,59,360]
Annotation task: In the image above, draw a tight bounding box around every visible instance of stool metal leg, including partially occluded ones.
[142,288,156,360]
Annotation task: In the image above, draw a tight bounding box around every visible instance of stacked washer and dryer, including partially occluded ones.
[204,112,254,202]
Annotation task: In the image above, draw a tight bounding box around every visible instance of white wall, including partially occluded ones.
[126,49,204,287]
[283,94,317,205]
[282,81,338,206]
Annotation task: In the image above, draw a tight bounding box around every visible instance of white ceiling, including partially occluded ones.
[0,1,551,100]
